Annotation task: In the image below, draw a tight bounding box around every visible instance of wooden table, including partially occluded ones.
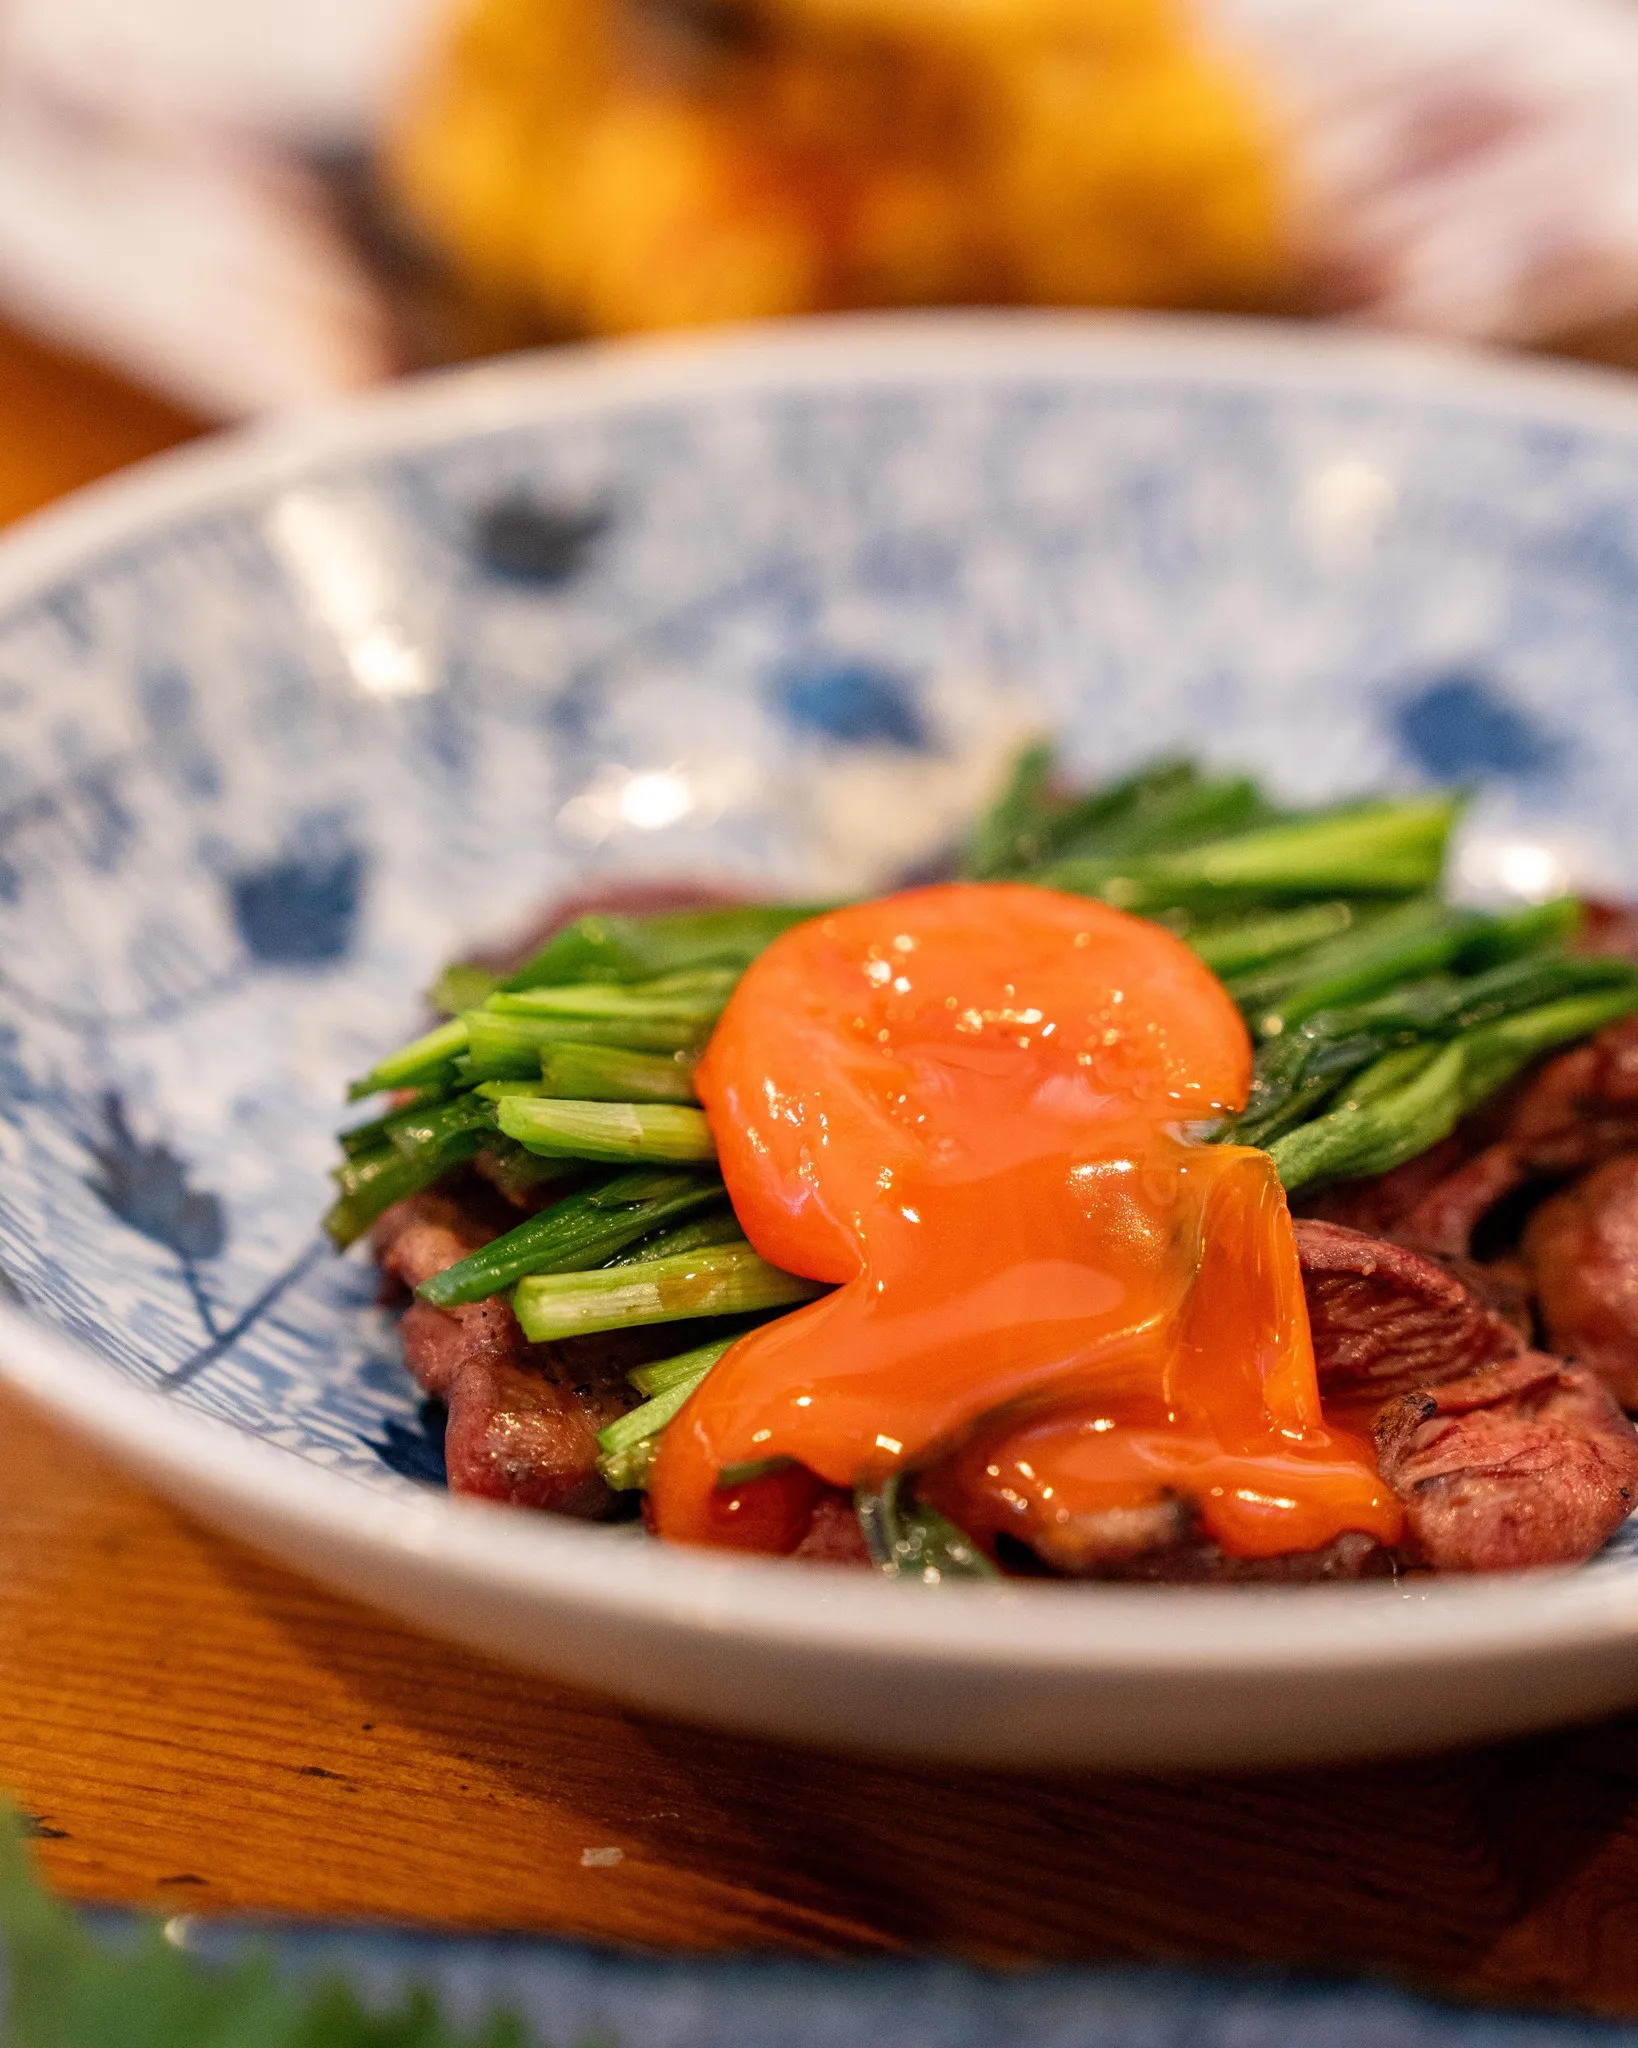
[8,317,1638,2022]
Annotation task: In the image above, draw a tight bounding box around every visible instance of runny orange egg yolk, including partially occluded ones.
[646,883,1402,1562]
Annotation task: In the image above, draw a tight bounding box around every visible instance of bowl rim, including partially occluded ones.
[10,305,1638,1683]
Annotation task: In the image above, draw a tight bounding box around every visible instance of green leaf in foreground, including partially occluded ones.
[0,1804,530,2048]
[515,1244,824,1343]
[854,1472,997,1582]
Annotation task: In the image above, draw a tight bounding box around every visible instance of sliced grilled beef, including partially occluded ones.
[1373,1354,1638,1572]
[373,1189,636,1516]
[1297,1016,1638,1261]
[791,1487,873,1565]
[1025,1494,1391,1581]
[1500,1013,1638,1176]
[1296,1134,1474,1242]
[1575,901,1638,964]
[1523,1152,1638,1406]
[1294,1218,1523,1405]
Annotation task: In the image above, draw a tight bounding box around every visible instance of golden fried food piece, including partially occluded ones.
[387,0,1290,337]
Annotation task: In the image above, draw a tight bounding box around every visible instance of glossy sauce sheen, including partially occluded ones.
[648,884,1401,1561]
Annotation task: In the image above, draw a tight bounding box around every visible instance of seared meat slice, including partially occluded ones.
[1296,1134,1473,1243]
[1025,1494,1390,1580]
[373,1186,492,1293]
[372,1189,634,1516]
[470,881,743,983]
[1501,1012,1638,1177]
[1523,1152,1638,1407]
[1298,1016,1638,1261]
[1298,1134,1537,1263]
[1575,900,1638,964]
[791,1487,873,1566]
[1294,1219,1523,1405]
[1373,1354,1638,1572]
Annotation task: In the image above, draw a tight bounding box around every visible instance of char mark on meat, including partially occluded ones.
[1294,1219,1523,1405]
[1373,1354,1638,1572]
[372,1189,637,1516]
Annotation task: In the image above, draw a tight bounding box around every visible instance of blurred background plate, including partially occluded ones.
[9,313,1638,1770]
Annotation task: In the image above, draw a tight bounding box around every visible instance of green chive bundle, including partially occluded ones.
[966,745,1638,1197]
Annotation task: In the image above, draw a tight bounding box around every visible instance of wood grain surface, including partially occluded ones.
[8,314,1638,2021]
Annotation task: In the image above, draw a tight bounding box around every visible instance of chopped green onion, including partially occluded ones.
[504,905,826,990]
[337,1086,452,1158]
[1228,952,1638,1151]
[484,967,736,1022]
[716,1456,797,1489]
[428,959,502,1015]
[538,1042,699,1103]
[464,1007,712,1079]
[1458,896,1582,969]
[495,1096,716,1163]
[854,1472,997,1581]
[514,1245,824,1342]
[1071,773,1277,862]
[961,739,1059,878]
[347,1016,470,1100]
[1186,901,1357,980]
[1268,983,1638,1195]
[628,1341,737,1396]
[1249,898,1484,1037]
[1034,795,1460,912]
[1455,987,1638,1115]
[324,1127,486,1248]
[417,1170,724,1306]
[385,1092,497,1160]
[604,1209,745,1265]
[595,1336,737,1488]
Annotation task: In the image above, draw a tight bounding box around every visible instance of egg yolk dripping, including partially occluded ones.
[647,884,1402,1561]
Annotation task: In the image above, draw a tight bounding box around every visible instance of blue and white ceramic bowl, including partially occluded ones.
[7,313,1638,1771]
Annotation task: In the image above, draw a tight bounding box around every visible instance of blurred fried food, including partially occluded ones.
[386,0,1290,337]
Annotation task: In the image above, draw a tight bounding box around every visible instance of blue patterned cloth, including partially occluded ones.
[165,1926,1638,2047]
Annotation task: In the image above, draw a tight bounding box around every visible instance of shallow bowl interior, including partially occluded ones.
[8,313,1638,1768]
